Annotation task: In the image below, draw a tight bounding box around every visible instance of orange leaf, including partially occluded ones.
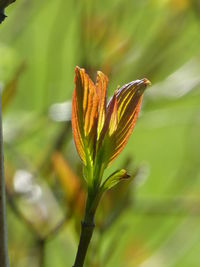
[71,66,151,180]
[72,67,99,165]
[96,71,108,138]
[51,152,85,214]
[106,79,150,165]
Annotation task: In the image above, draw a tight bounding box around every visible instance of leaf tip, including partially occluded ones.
[120,169,131,180]
[142,78,151,86]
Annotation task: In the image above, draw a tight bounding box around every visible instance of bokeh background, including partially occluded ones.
[1,0,200,266]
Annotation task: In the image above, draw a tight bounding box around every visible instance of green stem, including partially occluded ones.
[72,220,95,267]
[0,98,9,267]
[73,190,99,267]
[37,238,45,267]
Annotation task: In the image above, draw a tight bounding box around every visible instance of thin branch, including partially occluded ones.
[43,213,69,242]
[7,188,70,241]
[6,189,40,238]
[7,187,70,267]
[0,98,9,267]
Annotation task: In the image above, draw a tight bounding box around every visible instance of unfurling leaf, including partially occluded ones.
[101,169,130,191]
[72,66,151,185]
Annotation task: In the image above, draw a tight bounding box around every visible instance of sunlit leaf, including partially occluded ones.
[106,79,151,165]
[72,66,150,183]
[72,66,99,167]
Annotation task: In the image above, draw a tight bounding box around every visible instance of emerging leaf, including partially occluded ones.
[101,169,130,191]
[105,79,151,165]
[71,66,151,183]
[72,67,99,167]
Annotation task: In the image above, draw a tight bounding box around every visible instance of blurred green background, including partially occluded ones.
[1,0,200,266]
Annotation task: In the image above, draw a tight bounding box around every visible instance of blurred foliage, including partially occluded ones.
[0,0,200,266]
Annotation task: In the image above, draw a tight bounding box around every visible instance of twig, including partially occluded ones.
[0,98,9,267]
[7,187,70,267]
[6,189,40,238]
[43,213,68,242]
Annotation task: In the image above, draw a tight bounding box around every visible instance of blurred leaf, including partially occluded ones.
[2,63,25,111]
[51,151,85,215]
